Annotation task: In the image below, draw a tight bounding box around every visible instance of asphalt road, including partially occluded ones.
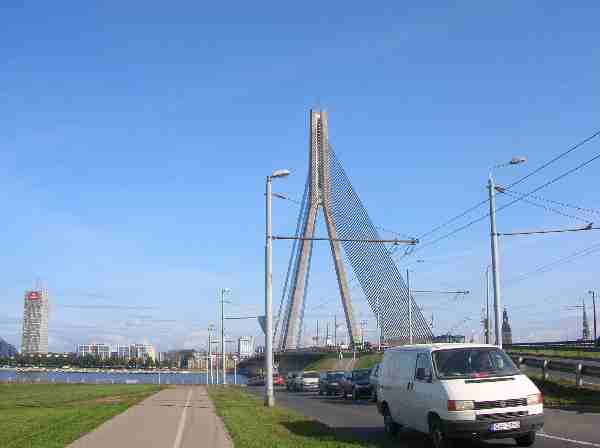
[247,387,600,448]
[69,386,232,448]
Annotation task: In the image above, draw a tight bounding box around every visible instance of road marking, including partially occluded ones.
[539,432,600,447]
[173,388,193,448]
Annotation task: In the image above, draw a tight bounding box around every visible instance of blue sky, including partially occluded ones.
[1,2,599,352]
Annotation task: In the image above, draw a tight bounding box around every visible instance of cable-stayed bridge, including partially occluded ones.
[274,110,433,350]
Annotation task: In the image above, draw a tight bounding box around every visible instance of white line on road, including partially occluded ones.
[539,432,600,447]
[173,388,193,448]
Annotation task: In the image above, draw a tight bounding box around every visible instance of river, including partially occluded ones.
[0,368,246,385]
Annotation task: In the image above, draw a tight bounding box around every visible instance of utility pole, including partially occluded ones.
[406,269,413,344]
[316,320,319,347]
[484,265,491,344]
[486,157,526,348]
[488,175,503,348]
[208,324,214,385]
[589,290,597,341]
[326,322,330,346]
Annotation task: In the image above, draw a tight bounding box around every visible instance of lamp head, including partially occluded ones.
[509,156,527,165]
[271,169,291,178]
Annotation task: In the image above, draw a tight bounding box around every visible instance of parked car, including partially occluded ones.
[369,363,381,401]
[377,344,544,448]
[285,371,299,391]
[340,368,372,400]
[246,375,265,386]
[273,373,285,386]
[293,371,320,392]
[318,370,345,396]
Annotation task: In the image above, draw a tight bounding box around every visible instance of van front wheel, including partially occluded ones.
[429,418,453,448]
[383,406,399,437]
[515,432,536,447]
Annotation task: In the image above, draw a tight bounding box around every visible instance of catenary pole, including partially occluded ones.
[221,289,226,385]
[488,175,503,348]
[407,269,413,344]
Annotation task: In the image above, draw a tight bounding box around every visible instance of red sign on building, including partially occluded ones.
[27,291,41,300]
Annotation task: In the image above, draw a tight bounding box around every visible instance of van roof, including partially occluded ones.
[386,343,498,353]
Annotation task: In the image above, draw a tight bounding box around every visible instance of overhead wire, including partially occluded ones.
[398,135,600,259]
[504,240,600,287]
[401,128,600,249]
[497,188,592,224]
[500,188,600,218]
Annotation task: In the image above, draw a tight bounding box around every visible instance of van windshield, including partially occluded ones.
[433,348,519,379]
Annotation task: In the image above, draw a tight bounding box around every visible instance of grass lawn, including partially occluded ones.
[0,383,162,448]
[354,353,383,370]
[304,353,383,372]
[529,375,600,410]
[303,355,340,372]
[208,386,397,448]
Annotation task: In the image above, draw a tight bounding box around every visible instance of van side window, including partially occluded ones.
[415,353,433,382]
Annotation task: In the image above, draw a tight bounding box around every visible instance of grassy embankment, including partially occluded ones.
[208,386,395,448]
[507,347,600,361]
[528,375,600,410]
[0,383,162,448]
[304,353,382,371]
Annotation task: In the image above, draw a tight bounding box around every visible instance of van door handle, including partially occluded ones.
[407,382,413,391]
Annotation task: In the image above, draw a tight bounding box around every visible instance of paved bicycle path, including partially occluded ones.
[69,386,232,448]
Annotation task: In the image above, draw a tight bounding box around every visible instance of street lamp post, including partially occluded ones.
[220,288,231,385]
[265,169,290,407]
[484,265,491,344]
[589,290,598,341]
[488,157,526,348]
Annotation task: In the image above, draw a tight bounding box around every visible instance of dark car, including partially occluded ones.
[285,371,299,391]
[369,363,381,401]
[318,370,345,396]
[341,368,372,400]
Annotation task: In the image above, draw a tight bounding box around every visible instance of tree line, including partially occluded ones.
[0,354,177,369]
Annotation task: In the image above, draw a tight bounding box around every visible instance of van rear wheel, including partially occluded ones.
[515,432,536,447]
[383,406,399,437]
[430,418,453,448]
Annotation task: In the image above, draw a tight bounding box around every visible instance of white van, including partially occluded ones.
[377,344,543,448]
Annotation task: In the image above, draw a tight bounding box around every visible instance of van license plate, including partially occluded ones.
[490,421,520,431]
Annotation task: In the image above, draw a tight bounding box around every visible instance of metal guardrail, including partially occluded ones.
[506,340,600,352]
[510,355,600,387]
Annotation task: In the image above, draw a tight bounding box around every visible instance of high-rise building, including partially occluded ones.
[237,336,254,358]
[21,290,49,355]
[502,308,513,346]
